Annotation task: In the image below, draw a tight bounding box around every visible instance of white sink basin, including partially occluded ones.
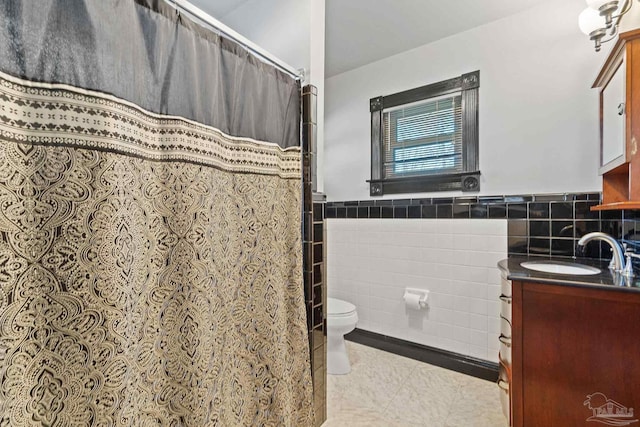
[520,261,601,275]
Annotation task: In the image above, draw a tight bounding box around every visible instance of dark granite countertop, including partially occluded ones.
[498,256,640,293]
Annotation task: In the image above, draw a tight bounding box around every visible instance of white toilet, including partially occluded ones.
[327,297,358,375]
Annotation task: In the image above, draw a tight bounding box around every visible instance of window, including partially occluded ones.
[369,71,480,196]
[385,95,461,177]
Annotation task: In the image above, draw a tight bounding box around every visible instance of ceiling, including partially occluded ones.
[186,0,545,77]
[189,0,250,18]
[325,0,543,77]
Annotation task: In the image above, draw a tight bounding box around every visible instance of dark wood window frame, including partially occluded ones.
[368,71,480,196]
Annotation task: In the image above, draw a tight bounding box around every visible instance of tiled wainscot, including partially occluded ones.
[327,218,507,362]
[324,192,640,365]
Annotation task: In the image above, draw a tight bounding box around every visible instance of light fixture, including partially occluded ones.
[579,0,636,51]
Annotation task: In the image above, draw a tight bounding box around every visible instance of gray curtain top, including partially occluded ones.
[0,0,300,148]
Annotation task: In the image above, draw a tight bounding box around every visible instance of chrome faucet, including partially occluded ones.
[577,232,625,273]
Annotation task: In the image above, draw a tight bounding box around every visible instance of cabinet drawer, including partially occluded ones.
[500,313,512,334]
[498,359,511,424]
[500,295,511,320]
[500,276,512,322]
[499,314,512,365]
[500,276,512,297]
[499,276,513,367]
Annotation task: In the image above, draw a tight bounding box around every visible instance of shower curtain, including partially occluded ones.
[0,1,313,426]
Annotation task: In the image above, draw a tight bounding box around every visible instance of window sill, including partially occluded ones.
[367,172,480,196]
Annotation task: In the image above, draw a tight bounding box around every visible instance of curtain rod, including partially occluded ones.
[167,0,304,80]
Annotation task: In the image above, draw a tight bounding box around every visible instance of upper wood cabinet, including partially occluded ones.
[600,55,625,173]
[592,29,640,210]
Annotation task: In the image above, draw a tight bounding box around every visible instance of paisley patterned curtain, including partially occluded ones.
[0,1,313,426]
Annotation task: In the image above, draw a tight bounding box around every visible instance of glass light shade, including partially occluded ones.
[579,7,605,34]
[586,0,618,10]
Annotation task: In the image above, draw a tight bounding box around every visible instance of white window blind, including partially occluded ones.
[382,94,462,179]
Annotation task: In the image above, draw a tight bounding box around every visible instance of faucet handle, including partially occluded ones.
[623,254,635,278]
[623,248,639,278]
[624,243,640,258]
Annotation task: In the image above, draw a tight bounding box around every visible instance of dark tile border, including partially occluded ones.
[345,328,499,382]
[325,192,602,220]
[324,192,640,262]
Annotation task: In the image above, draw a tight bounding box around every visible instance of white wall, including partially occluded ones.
[327,219,507,362]
[324,0,603,202]
[309,0,325,192]
[620,3,640,34]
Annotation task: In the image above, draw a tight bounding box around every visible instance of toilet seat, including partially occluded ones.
[328,298,356,316]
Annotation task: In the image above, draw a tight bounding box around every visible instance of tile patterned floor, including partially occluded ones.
[323,342,508,427]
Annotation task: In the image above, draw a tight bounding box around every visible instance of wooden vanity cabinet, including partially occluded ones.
[510,280,640,426]
[593,29,640,210]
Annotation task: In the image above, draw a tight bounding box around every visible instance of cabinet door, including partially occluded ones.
[601,56,626,173]
[517,283,640,426]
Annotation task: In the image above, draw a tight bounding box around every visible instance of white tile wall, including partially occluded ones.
[326,218,508,363]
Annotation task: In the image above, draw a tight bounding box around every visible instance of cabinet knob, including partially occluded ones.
[499,294,512,304]
[499,334,512,347]
[618,102,625,116]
